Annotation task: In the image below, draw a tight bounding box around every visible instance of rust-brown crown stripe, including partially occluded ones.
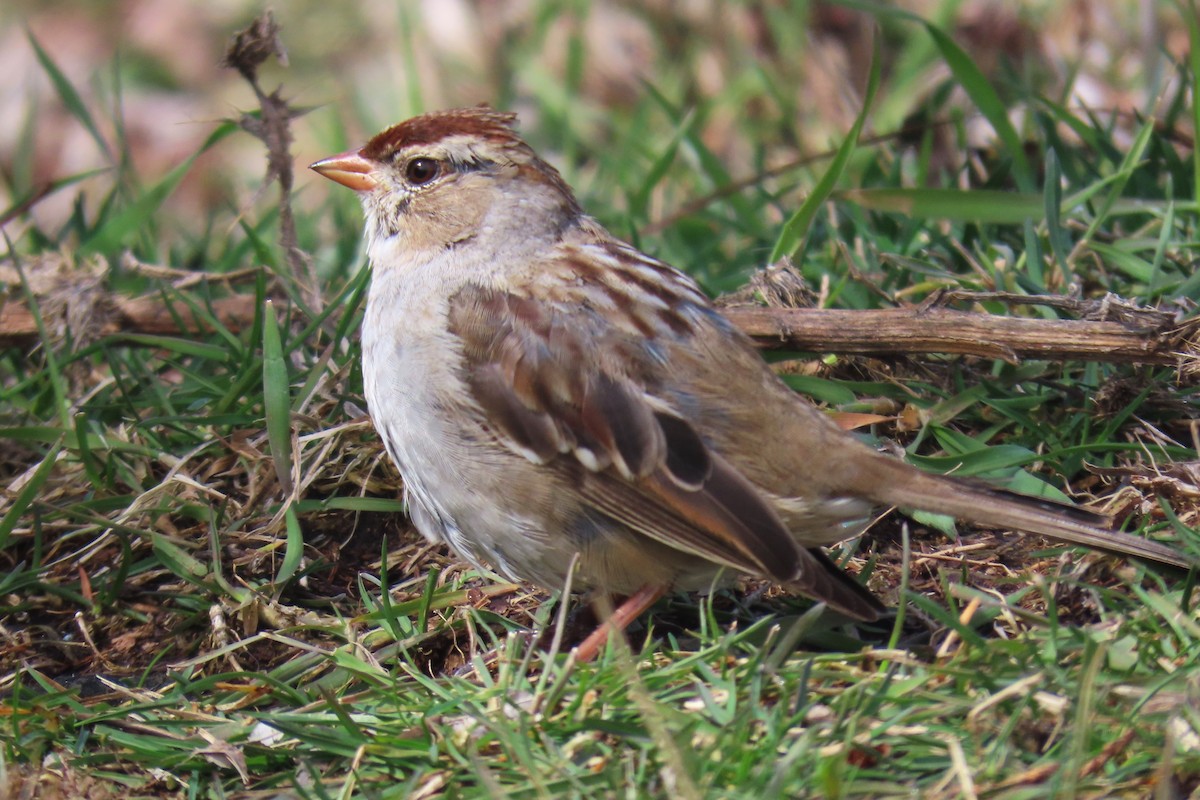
[360,109,520,160]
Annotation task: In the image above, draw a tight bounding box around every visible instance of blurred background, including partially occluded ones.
[0,0,1191,287]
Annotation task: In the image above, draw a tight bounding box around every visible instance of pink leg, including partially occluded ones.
[573,584,667,662]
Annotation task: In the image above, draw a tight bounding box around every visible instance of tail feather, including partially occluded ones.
[864,458,1194,571]
[788,547,886,621]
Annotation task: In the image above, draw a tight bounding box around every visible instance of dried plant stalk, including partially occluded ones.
[3,292,1196,371]
[721,306,1196,366]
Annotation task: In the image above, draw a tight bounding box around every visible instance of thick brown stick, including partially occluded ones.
[0,295,261,344]
[720,306,1195,365]
[2,293,1195,368]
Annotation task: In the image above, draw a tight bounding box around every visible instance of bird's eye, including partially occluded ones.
[404,157,440,185]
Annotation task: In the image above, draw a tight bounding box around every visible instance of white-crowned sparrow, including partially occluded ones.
[312,108,1191,653]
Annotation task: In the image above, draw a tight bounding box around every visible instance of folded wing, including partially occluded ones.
[447,283,883,620]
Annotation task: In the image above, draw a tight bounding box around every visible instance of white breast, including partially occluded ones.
[360,245,467,546]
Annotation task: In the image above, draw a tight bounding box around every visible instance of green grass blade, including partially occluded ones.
[1088,242,1154,283]
[779,374,859,406]
[11,92,38,191]
[71,411,105,492]
[1146,191,1174,298]
[770,37,881,263]
[108,334,230,361]
[0,167,109,226]
[844,187,1184,226]
[840,187,1043,223]
[81,122,237,255]
[1077,117,1155,247]
[276,504,305,586]
[1042,148,1073,286]
[27,31,113,162]
[297,497,407,514]
[149,532,210,586]
[1186,0,1200,206]
[909,442,1044,477]
[630,111,694,219]
[922,20,1034,193]
[262,299,295,497]
[0,439,63,551]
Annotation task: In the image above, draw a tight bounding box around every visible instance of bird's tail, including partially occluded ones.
[863,456,1194,570]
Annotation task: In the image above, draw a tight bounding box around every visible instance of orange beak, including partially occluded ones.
[310,149,378,192]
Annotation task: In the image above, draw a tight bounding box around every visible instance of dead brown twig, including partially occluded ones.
[982,729,1137,792]
[3,281,1196,375]
[721,305,1197,367]
[0,291,259,344]
[220,11,315,310]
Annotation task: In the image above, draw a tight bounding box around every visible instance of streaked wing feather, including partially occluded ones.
[641,454,801,581]
[448,282,805,584]
[578,373,663,479]
[565,461,769,576]
[468,365,569,462]
[655,411,711,489]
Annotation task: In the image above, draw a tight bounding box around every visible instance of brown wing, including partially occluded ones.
[447,283,883,620]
